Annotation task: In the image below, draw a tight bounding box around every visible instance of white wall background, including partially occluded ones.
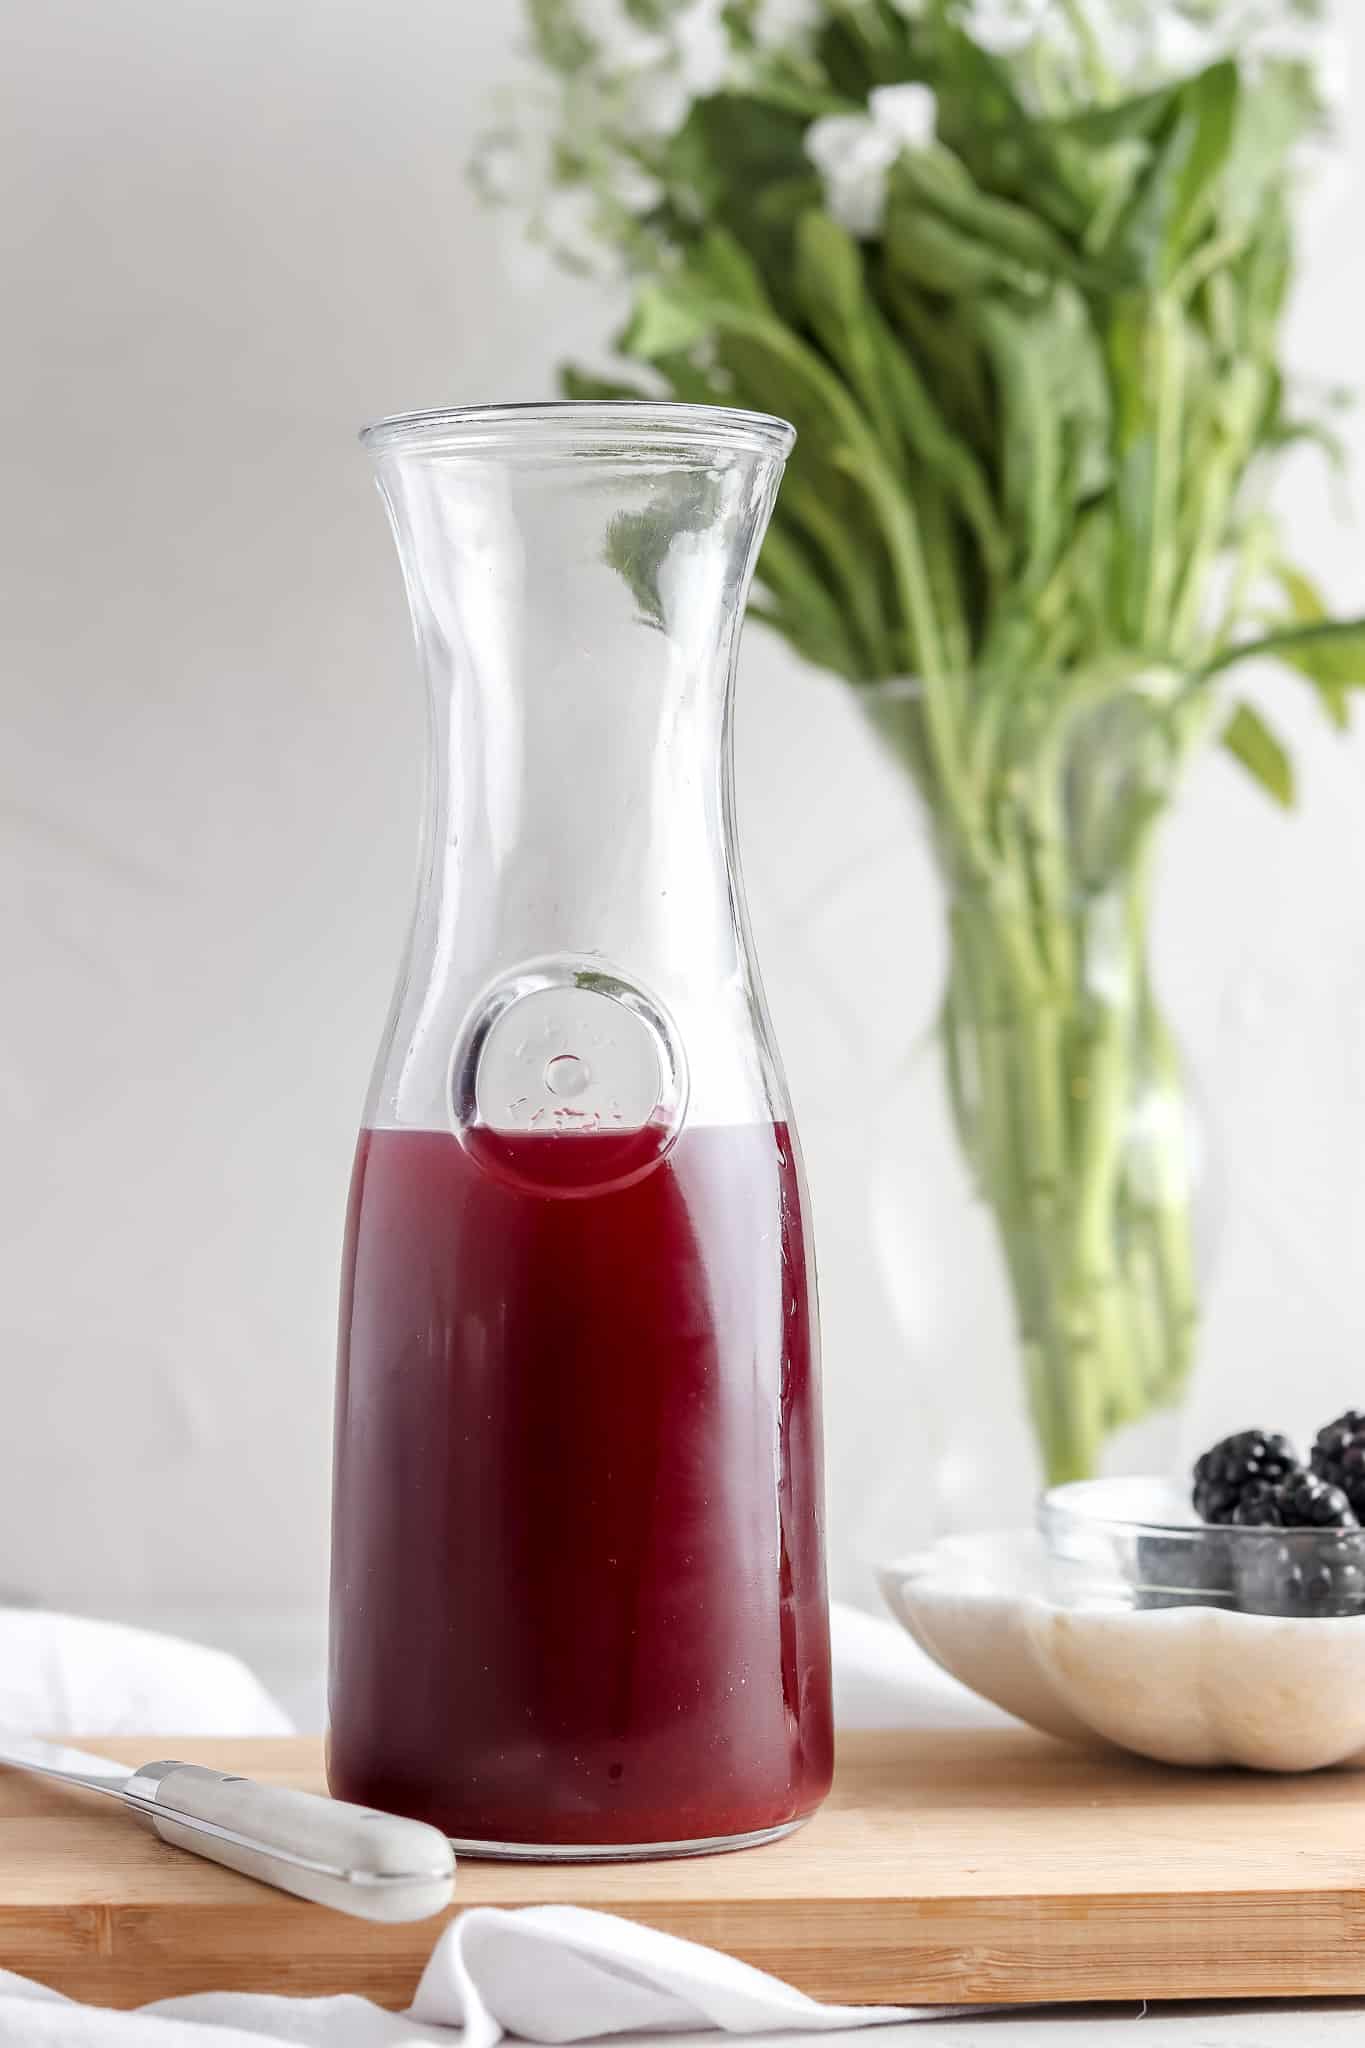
[4,0,1365,1721]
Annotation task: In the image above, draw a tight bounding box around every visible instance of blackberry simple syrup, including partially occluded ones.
[328,401,832,1854]
[329,1121,832,1847]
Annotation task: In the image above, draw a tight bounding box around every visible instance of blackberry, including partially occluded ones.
[1229,1479,1288,1526]
[1311,1411,1365,1519]
[1230,1470,1363,1618]
[1191,1430,1300,1524]
[1235,1529,1365,1618]
[1230,1471,1356,1529]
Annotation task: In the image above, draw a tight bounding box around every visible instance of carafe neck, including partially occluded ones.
[364,404,793,1141]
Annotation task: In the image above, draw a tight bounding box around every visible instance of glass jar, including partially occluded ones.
[327,403,833,1857]
[857,673,1216,1546]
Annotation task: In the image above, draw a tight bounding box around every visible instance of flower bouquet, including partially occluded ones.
[481,0,1365,1489]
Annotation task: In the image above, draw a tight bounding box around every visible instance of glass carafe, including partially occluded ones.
[327,402,833,1857]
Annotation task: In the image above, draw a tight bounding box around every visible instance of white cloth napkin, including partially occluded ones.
[828,1602,1011,1735]
[0,1610,291,1739]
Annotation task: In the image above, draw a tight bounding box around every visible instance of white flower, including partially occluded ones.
[805,84,937,239]
[573,0,669,69]
[611,160,666,215]
[1184,3,1345,120]
[1250,19,1346,115]
[540,186,620,277]
[1156,0,1332,66]
[962,0,1052,56]
[751,0,824,47]
[476,127,549,207]
[626,64,694,135]
[618,0,734,139]
[1312,28,1349,120]
[868,82,938,150]
[1099,1,1339,102]
[1149,13,1224,74]
[472,89,557,210]
[674,0,732,95]
[1236,0,1323,62]
[805,117,900,237]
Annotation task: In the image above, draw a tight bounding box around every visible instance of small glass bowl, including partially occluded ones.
[1041,1477,1365,1619]
[880,1479,1365,1770]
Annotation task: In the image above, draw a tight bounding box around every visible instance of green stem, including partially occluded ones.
[932,703,1203,1487]
[1132,989,1200,1405]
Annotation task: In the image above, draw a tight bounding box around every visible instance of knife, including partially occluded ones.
[1,1737,456,1922]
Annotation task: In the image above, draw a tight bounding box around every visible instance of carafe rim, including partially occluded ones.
[359,398,796,461]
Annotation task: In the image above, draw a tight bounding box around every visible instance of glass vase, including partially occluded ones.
[327,402,833,1857]
[860,675,1212,1539]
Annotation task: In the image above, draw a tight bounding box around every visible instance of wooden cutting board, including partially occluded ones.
[7,1729,1365,2011]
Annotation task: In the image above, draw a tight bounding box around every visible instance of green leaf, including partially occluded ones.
[793,212,901,452]
[893,146,1116,291]
[840,437,955,690]
[1166,62,1240,270]
[1275,563,1328,625]
[651,347,732,406]
[929,27,1090,239]
[526,0,594,73]
[791,214,1007,583]
[648,348,728,407]
[1204,618,1365,684]
[1290,623,1365,728]
[661,93,809,199]
[780,473,894,675]
[1268,413,1348,475]
[755,519,866,680]
[811,0,921,100]
[620,281,711,359]
[1108,62,1239,283]
[1221,702,1295,805]
[623,250,897,670]
[1234,195,1293,352]
[915,477,972,677]
[974,296,1063,592]
[1206,616,1365,734]
[1051,84,1179,152]
[688,226,773,313]
[622,250,877,470]
[869,309,1009,580]
[878,275,994,453]
[884,163,1048,298]
[657,96,818,302]
[603,471,724,629]
[627,246,948,692]
[1222,61,1316,238]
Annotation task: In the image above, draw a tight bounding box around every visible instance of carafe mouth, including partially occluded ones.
[359,399,796,462]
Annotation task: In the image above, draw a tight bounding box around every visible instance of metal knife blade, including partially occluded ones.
[0,1736,132,1793]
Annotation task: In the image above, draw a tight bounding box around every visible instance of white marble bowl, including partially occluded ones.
[879,1523,1365,1772]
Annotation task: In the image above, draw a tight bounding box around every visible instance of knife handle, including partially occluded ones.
[125,1761,456,1922]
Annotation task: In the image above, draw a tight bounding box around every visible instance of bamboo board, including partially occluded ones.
[5,1729,1365,2010]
